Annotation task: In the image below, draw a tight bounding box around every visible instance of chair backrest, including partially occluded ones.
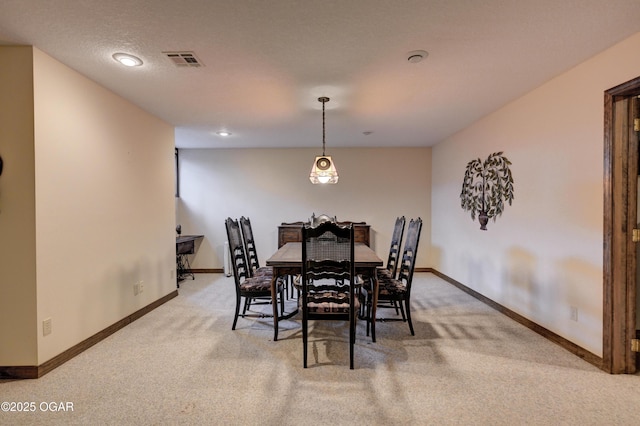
[301,221,355,300]
[385,216,406,278]
[239,216,260,277]
[396,218,423,294]
[225,217,249,287]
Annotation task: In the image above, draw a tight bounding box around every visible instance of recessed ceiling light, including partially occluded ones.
[407,50,428,64]
[112,53,143,67]
[216,131,232,137]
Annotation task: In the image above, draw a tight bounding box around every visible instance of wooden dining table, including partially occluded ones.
[265,242,383,341]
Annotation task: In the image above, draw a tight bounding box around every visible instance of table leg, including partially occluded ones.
[271,270,279,341]
[371,271,378,343]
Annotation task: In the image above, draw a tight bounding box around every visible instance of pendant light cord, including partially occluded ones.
[319,96,329,156]
[322,98,326,156]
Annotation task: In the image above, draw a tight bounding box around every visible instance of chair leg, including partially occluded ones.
[279,288,284,317]
[232,294,241,330]
[370,291,377,343]
[350,313,355,370]
[282,276,288,300]
[364,278,374,338]
[365,292,371,337]
[398,299,407,321]
[243,297,252,314]
[288,275,295,299]
[302,317,308,368]
[405,299,415,336]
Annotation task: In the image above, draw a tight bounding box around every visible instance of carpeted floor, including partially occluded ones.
[1,273,638,425]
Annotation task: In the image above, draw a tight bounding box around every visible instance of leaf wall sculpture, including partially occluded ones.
[460,151,514,230]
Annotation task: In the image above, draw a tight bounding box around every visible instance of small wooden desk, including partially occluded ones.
[265,242,383,341]
[176,235,203,285]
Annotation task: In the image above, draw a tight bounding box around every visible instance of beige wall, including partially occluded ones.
[176,147,431,270]
[431,32,640,356]
[4,32,636,368]
[0,46,38,365]
[0,46,176,366]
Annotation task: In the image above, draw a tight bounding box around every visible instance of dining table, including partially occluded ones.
[265,241,383,342]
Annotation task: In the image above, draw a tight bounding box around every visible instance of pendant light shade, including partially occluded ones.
[310,155,338,184]
[309,97,339,184]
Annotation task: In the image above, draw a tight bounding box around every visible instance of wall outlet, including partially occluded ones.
[139,280,144,293]
[570,306,578,322]
[133,281,140,296]
[43,318,52,336]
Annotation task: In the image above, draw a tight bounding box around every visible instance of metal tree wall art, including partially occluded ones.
[460,151,514,230]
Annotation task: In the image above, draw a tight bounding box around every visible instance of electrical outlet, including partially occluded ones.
[139,280,144,293]
[133,281,139,296]
[43,318,52,336]
[570,306,578,322]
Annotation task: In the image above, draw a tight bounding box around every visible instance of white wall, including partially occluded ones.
[176,147,431,270]
[0,46,176,366]
[431,32,640,356]
[0,46,38,365]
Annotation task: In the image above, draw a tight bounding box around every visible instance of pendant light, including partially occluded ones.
[309,97,339,184]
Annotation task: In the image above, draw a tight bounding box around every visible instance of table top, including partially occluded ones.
[265,242,383,268]
[176,235,204,244]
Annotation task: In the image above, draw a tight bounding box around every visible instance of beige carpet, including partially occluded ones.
[1,273,638,425]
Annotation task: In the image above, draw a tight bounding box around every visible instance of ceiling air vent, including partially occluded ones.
[163,51,203,67]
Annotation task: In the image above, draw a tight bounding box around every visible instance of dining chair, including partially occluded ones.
[225,217,285,330]
[369,216,406,321]
[239,216,273,278]
[300,220,359,369]
[240,215,298,302]
[378,216,406,280]
[366,217,423,337]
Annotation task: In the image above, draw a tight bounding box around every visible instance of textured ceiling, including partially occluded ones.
[1,0,639,149]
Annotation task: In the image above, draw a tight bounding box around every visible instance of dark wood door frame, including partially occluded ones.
[603,76,640,374]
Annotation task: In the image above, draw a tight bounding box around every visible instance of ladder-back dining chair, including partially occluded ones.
[225,217,284,330]
[378,216,406,280]
[366,217,422,337]
[239,216,273,278]
[300,221,359,369]
[240,216,297,301]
